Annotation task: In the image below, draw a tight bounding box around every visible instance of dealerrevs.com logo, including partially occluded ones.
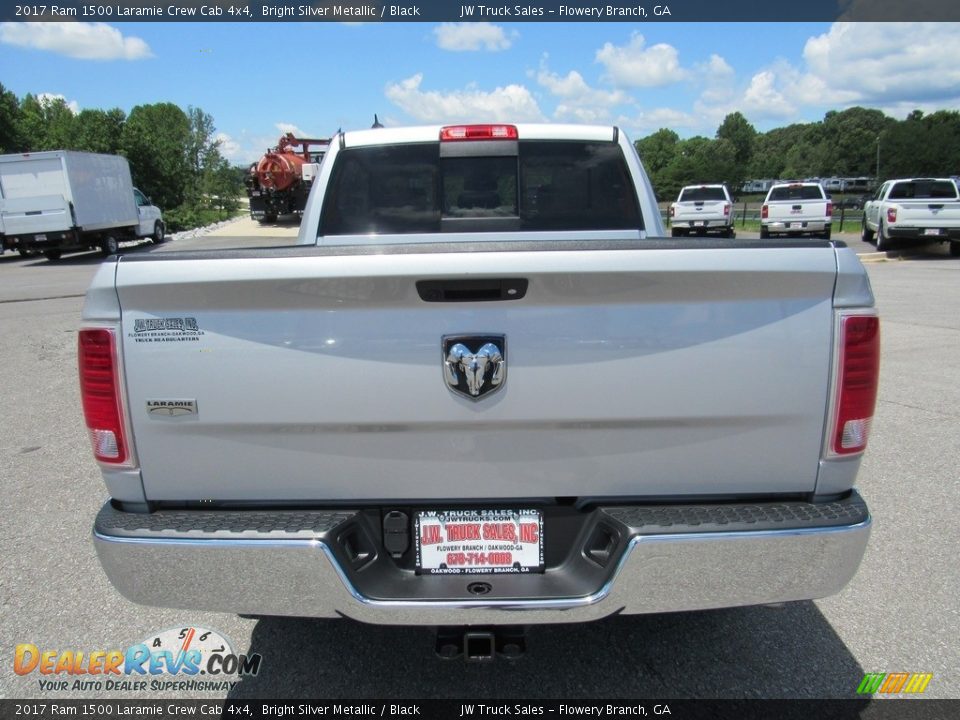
[14,626,262,693]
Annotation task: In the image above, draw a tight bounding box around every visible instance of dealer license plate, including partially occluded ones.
[923,228,941,236]
[35,234,46,242]
[415,509,544,575]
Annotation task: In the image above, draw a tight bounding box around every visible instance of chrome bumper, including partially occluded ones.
[93,497,870,626]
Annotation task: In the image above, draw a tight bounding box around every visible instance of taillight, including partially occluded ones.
[723,203,731,217]
[831,315,880,456]
[669,205,675,218]
[826,201,833,218]
[761,204,768,219]
[440,125,518,141]
[887,207,897,224]
[78,328,128,465]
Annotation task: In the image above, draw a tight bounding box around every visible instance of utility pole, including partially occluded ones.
[876,136,881,181]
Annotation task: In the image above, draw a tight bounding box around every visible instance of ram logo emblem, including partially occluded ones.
[442,335,506,400]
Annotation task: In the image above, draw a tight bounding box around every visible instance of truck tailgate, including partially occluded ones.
[115,245,838,502]
[673,201,727,221]
[892,201,960,226]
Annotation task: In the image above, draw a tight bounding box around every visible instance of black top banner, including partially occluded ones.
[3,699,960,720]
[4,0,960,22]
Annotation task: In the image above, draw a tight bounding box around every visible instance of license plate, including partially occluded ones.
[923,228,941,236]
[35,234,47,242]
[785,223,793,229]
[694,221,706,227]
[415,509,544,575]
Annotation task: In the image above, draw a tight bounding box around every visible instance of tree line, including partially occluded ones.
[636,107,960,201]
[0,82,244,231]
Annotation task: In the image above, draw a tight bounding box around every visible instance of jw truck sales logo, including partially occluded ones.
[14,627,261,693]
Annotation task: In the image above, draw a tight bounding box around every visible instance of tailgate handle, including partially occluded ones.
[417,278,528,302]
[928,204,943,210]
[792,205,802,210]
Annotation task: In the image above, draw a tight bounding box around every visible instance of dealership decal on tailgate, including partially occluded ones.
[416,509,544,575]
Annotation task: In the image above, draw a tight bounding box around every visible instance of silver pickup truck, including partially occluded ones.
[83,124,877,650]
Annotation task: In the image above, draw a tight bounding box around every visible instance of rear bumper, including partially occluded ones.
[887,226,960,241]
[763,220,830,233]
[93,493,871,626]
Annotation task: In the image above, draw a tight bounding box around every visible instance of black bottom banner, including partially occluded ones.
[2,700,959,720]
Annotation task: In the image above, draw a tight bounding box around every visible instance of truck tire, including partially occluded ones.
[759,227,769,239]
[950,242,960,257]
[44,250,61,261]
[101,235,119,257]
[670,227,680,237]
[823,226,832,241]
[18,248,36,258]
[262,214,278,224]
[876,222,896,253]
[152,222,165,244]
[861,218,875,244]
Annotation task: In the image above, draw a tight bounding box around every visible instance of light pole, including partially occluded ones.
[876,136,881,181]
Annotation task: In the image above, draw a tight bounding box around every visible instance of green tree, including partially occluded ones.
[658,136,737,199]
[0,82,22,152]
[121,102,191,209]
[634,129,679,200]
[74,108,126,154]
[16,93,76,151]
[203,156,243,218]
[716,111,756,188]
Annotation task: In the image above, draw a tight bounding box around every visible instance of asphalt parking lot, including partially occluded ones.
[1,221,957,700]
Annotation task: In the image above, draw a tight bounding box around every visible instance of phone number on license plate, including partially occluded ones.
[416,509,544,575]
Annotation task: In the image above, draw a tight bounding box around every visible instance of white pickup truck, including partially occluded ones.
[668,184,735,238]
[82,124,877,658]
[861,177,960,254]
[760,182,832,240]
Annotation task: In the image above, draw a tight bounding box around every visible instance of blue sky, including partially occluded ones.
[2,21,959,164]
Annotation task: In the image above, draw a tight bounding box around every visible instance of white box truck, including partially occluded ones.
[0,151,164,260]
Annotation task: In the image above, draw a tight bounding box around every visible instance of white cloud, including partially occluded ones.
[385,74,545,123]
[0,22,152,60]
[694,54,735,105]
[434,23,513,52]
[595,33,687,88]
[215,132,242,163]
[36,93,79,114]
[275,123,311,137]
[536,57,630,122]
[798,22,960,107]
[617,108,701,136]
[741,71,796,118]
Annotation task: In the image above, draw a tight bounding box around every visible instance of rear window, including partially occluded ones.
[768,185,825,202]
[888,180,959,200]
[678,187,726,202]
[320,141,641,235]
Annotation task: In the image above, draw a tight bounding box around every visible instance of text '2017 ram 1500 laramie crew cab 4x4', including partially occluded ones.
[82,124,877,651]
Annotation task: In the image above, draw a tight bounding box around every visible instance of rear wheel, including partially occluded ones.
[861,218,875,244]
[262,214,278,224]
[759,227,769,239]
[152,221,165,244]
[876,221,895,252]
[950,242,960,257]
[101,235,119,257]
[823,226,832,241]
[44,250,61,261]
[18,248,36,258]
